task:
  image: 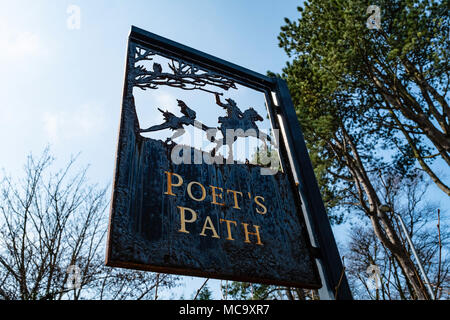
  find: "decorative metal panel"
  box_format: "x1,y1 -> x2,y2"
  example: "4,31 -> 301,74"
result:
106,27 -> 321,288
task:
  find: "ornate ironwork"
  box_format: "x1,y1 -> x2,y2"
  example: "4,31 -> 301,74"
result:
106,27 -> 336,293
131,45 -> 237,94
131,43 -> 272,159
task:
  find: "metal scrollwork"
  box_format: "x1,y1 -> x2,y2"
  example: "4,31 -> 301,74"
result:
131,45 -> 237,94
131,44 -> 271,159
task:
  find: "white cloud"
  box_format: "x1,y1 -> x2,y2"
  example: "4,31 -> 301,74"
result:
155,91 -> 178,113
0,21 -> 45,60
42,102 -> 107,143
42,112 -> 60,141
133,88 -> 179,130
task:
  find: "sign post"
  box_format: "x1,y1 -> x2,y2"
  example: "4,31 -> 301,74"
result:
106,26 -> 352,299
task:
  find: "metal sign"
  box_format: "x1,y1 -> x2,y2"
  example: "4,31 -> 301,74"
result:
106,26 -> 351,296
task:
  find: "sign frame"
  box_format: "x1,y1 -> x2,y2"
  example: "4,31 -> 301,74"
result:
106,26 -> 352,299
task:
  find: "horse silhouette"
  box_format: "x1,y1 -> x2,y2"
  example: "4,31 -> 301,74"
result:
211,94 -> 271,160
139,95 -> 272,160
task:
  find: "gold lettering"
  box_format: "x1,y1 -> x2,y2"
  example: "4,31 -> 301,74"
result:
242,223 -> 263,245
187,181 -> 206,202
209,185 -> 225,206
220,219 -> 237,241
200,216 -> 220,238
177,206 -> 197,234
226,189 -> 243,209
164,171 -> 183,196
254,196 -> 267,215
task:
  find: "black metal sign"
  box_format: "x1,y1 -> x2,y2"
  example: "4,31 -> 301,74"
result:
106,27 -> 350,294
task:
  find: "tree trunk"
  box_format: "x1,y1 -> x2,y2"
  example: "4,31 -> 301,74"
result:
369,214 -> 429,300
339,127 -> 431,300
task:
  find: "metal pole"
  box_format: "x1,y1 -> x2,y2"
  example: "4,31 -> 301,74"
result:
394,213 -> 436,300
276,113 -> 335,299
273,78 -> 353,300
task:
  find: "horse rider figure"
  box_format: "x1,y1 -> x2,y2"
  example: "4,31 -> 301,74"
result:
215,93 -> 244,123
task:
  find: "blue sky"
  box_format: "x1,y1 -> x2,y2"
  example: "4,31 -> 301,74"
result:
0,0 -> 303,178
1,0 -> 448,300
0,0 -> 306,299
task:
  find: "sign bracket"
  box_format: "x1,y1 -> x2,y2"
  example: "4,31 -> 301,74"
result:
273,78 -> 353,300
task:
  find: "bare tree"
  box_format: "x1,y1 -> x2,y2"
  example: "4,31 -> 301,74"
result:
0,148 -> 178,300
344,171 -> 449,300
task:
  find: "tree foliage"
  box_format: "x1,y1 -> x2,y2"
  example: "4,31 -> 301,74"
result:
278,0 -> 449,299
222,281 -> 317,300
279,0 -> 449,195
196,284 -> 213,300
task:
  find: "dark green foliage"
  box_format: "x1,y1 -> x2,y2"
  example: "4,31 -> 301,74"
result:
223,282 -> 313,300
277,0 -> 449,216
197,284 -> 213,300
275,0 -> 448,299
225,282 -> 270,300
